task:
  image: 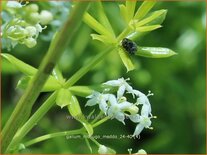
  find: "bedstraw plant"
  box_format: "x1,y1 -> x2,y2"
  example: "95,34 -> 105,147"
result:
1,1 -> 177,154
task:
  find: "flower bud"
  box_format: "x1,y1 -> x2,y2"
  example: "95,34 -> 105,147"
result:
7,26 -> 27,40
25,26 -> 37,37
29,12 -> 40,24
98,145 -> 116,154
39,10 -> 53,25
135,149 -> 147,154
24,37 -> 37,48
26,4 -> 39,12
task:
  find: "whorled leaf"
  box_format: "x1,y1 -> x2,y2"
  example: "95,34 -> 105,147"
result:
56,88 -> 72,108
16,75 -> 62,92
67,94 -> 93,136
136,46 -> 177,58
118,48 -> 135,72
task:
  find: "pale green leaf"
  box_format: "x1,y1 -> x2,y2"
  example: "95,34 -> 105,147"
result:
91,34 -> 116,44
56,89 -> 72,108
95,2 -> 115,36
83,12 -> 114,40
1,53 -> 60,84
126,1 -> 136,21
119,4 -> 128,24
1,53 -> 36,75
136,25 -> 162,32
118,48 -> 135,72
17,75 -> 62,92
67,94 -> 93,136
136,46 -> 177,58
134,1 -> 156,20
136,9 -> 167,27
69,86 -> 94,97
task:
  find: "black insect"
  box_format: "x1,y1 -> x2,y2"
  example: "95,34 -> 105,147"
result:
121,38 -> 137,55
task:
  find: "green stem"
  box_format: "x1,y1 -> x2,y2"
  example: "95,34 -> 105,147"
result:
116,27 -> 131,42
92,116 -> 110,128
64,46 -> 115,88
90,137 -> 100,147
23,116 -> 110,148
1,2 -> 90,153
24,128 -> 84,147
8,92 -> 58,150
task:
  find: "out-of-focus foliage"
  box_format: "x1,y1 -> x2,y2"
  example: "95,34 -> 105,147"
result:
2,1 -> 206,154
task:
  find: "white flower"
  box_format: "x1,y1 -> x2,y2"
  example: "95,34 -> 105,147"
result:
40,10 -> 53,25
107,95 -> 134,124
133,115 -> 152,136
86,92 -> 109,114
134,90 -> 152,117
135,149 -> 147,154
103,77 -> 134,99
25,26 -> 37,37
98,145 -> 116,154
85,78 -> 155,137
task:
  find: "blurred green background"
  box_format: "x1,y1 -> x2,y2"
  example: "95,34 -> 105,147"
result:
2,1 -> 206,154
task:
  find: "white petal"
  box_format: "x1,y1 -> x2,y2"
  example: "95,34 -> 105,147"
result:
115,112 -> 125,124
118,101 -> 133,109
86,91 -> 100,99
129,114 -> 140,123
136,149 -> 147,154
117,85 -> 126,99
108,94 -> 117,106
99,100 -> 108,114
85,98 -> 97,106
133,90 -> 145,97
140,116 -> 152,127
141,104 -> 151,116
103,80 -> 121,86
133,124 -> 145,136
107,106 -> 114,117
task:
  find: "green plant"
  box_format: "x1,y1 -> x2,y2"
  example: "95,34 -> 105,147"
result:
1,1 -> 177,154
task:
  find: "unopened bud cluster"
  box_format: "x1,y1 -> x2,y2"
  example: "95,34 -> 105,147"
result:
2,1 -> 53,49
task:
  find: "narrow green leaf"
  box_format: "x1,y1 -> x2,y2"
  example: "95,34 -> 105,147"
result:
136,46 -> 177,58
67,94 -> 93,136
136,9 -> 167,27
136,25 -> 161,32
83,12 -> 115,41
1,53 -> 36,75
95,2 -> 115,36
16,76 -> 31,90
91,34 -> 116,44
17,76 -> 62,92
126,1 -> 136,22
69,86 -> 94,97
119,4 -> 128,24
56,89 -> 72,108
1,53 -> 60,84
118,48 -> 135,72
127,10 -> 167,40
147,10 -> 167,25
52,66 -> 65,84
134,1 -> 156,20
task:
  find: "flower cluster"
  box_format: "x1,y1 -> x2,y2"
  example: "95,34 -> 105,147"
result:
2,1 -> 53,49
86,78 -> 155,136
